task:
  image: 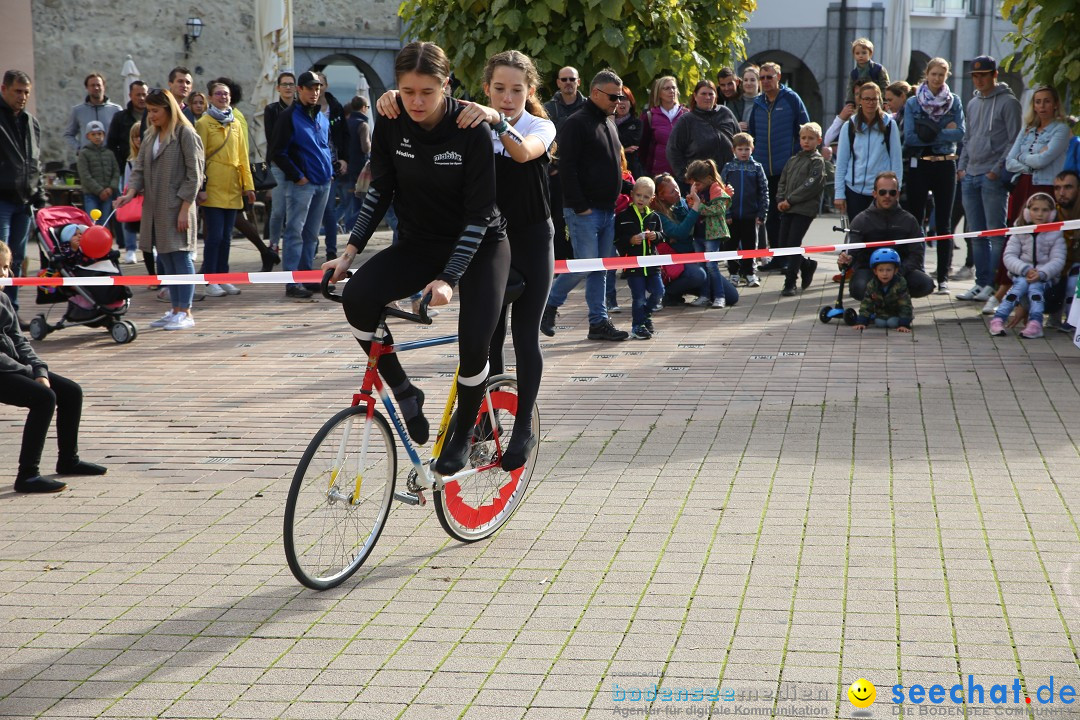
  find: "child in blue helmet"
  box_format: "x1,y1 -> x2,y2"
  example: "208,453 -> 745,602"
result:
852,247 -> 913,332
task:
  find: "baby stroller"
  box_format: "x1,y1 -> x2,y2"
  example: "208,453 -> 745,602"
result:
27,206 -> 137,344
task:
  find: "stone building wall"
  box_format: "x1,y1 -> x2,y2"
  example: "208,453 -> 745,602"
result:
29,0 -> 399,164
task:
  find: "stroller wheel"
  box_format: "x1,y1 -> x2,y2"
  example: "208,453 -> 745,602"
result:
29,315 -> 49,341
843,308 -> 858,326
818,307 -> 833,324
110,320 -> 137,344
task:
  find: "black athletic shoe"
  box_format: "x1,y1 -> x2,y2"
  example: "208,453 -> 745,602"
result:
14,476 -> 67,493
540,306 -> 558,337
587,319 -> 629,341
55,460 -> 107,476
286,285 -> 313,299
801,259 -> 818,290
781,285 -> 797,297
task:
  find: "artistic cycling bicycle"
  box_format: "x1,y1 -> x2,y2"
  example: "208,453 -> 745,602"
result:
283,269 -> 539,590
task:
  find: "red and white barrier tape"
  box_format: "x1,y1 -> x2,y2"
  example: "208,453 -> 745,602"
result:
2,219 -> 1077,288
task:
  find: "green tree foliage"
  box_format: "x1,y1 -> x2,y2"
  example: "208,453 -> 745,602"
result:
399,0 -> 756,101
1002,0 -> 1080,117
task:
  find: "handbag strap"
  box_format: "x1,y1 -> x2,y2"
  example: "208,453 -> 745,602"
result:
205,124 -> 233,163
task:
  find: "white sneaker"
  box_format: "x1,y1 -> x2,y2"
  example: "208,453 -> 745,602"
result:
711,298 -> 726,308
746,274 -> 761,288
164,311 -> 194,330
955,284 -> 982,301
149,311 -> 176,328
972,285 -> 994,302
981,296 -> 1000,315
205,284 -> 227,297
935,281 -> 950,295
949,265 -> 974,281
221,283 -> 241,295
689,296 -> 710,307
123,250 -> 138,264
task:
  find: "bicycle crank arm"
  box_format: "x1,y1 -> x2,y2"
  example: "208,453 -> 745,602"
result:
394,490 -> 425,506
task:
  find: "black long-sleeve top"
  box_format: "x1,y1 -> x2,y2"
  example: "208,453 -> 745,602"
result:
348,97 -> 505,287
556,99 -> 624,213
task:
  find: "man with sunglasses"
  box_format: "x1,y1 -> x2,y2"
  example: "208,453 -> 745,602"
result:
840,171 -> 935,300
541,69 -> 630,341
544,67 -> 587,261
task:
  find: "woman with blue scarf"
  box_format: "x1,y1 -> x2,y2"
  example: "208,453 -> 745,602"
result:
196,80 -> 254,297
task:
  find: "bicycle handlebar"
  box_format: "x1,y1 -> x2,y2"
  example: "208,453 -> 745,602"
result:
320,268 -> 434,325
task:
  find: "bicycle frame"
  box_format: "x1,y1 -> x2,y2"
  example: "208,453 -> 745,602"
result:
347,324 -> 505,502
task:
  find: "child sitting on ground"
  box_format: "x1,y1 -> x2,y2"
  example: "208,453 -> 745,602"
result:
721,133 -> 768,287
990,192 -> 1066,339
852,248 -> 913,333
614,177 -> 666,340
0,240 -> 107,493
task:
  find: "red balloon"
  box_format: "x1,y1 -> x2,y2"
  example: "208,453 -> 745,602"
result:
79,225 -> 112,259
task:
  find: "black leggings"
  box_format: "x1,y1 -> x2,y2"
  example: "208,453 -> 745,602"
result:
0,371 -> 82,481
342,236 -> 510,387
726,218 -> 756,277
903,158 -> 956,283
489,219 -> 554,429
778,213 -> 815,282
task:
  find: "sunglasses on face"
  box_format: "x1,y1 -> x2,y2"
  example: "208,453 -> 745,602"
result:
559,77 -> 578,83
760,75 -> 777,80
876,188 -> 898,196
599,91 -> 627,102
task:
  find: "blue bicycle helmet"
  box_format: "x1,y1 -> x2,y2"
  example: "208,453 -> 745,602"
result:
869,248 -> 901,268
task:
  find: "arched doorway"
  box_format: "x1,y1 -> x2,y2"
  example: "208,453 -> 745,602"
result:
744,50 -> 824,124
312,53 -> 384,105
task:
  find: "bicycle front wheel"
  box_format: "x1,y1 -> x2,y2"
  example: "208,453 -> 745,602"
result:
284,405 -> 396,590
434,374 -> 539,542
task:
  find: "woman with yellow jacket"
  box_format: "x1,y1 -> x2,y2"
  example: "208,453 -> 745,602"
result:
196,80 -> 254,297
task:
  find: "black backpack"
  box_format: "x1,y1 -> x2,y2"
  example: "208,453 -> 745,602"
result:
846,116 -> 893,177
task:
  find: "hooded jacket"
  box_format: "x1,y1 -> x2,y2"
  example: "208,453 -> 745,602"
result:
958,82 -> 1022,177
776,149 -> 825,218
269,100 -> 334,186
721,157 -> 768,220
0,96 -> 47,208
747,85 -> 810,176
76,142 -> 120,196
848,202 -> 926,273
665,105 -> 740,182
543,91 -> 587,134
1003,229 -> 1066,282
63,96 -> 123,151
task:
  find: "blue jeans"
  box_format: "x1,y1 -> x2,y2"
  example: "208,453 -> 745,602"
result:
0,198 -> 33,310
321,178 -> 350,257
627,272 -> 664,327
694,237 -> 726,300
961,173 -> 1009,287
873,316 -> 901,329
82,193 -> 113,221
547,208 -> 615,325
121,224 -> 138,253
995,276 -> 1045,324
202,207 -> 238,274
282,181 -> 331,289
664,264 -> 708,300
156,250 -> 195,310
268,166 -> 287,248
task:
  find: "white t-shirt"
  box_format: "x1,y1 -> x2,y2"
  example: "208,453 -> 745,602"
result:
491,110 -> 555,156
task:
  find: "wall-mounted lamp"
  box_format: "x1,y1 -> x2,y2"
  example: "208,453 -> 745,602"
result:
184,17 -> 204,57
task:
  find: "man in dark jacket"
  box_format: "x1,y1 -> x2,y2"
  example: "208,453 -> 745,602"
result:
541,69 -> 629,342
263,72 -> 296,252
269,71 -> 333,299
105,81 -> 148,171
0,70 -> 48,314
318,85 -> 350,262
839,172 -> 935,300
544,67 -> 588,262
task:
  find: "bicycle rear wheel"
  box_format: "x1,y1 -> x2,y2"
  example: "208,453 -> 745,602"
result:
434,374 -> 539,542
284,405 -> 396,589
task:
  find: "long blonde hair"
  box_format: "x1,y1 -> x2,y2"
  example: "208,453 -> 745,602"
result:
127,122 -> 141,161
649,76 -> 678,108
1023,86 -> 1065,129
145,88 -> 193,139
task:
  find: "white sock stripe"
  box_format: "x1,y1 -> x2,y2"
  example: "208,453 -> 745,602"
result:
458,363 -> 489,387
351,327 -> 374,342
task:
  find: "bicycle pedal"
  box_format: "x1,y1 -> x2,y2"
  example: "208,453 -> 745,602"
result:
416,490 -> 427,506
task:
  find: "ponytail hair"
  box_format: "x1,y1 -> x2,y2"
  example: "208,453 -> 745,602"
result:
482,50 -> 548,119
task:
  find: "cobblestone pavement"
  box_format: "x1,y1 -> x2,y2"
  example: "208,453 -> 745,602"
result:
2,219 -> 1079,719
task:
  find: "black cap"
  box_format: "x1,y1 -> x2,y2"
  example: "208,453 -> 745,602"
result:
297,71 -> 323,88
970,56 -> 997,73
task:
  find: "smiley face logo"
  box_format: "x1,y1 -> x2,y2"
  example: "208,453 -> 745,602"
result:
848,678 -> 876,708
